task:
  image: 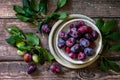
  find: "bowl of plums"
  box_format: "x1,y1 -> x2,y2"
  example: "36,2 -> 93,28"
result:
49,14 -> 102,68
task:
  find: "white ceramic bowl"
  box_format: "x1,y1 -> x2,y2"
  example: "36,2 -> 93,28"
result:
56,19 -> 102,64
49,14 -> 103,68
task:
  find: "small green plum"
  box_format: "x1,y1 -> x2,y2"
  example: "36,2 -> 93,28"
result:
32,54 -> 39,63
17,50 -> 26,56
16,42 -> 25,48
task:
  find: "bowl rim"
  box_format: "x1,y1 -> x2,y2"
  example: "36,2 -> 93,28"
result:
48,14 -> 103,68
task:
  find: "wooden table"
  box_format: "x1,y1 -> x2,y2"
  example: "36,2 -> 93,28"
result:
0,0 -> 120,80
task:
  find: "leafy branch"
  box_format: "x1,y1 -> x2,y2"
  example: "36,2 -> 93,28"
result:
6,26 -> 54,64
13,0 -> 68,33
96,18 -> 120,72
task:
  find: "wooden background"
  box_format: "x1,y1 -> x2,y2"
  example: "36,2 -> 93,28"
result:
0,0 -> 120,80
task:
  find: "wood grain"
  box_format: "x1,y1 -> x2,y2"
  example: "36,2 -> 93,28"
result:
0,61 -> 120,80
0,0 -> 120,18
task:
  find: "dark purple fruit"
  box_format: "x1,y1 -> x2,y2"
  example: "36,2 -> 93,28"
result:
50,64 -> 61,73
91,30 -> 98,40
41,24 -> 50,33
78,52 -> 86,60
79,38 -> 90,47
69,31 -> 79,38
58,39 -> 65,48
79,46 -> 85,52
77,26 -> 87,34
68,28 -> 79,38
77,20 -> 85,27
70,44 -> 80,53
70,23 -> 76,29
84,47 -> 95,56
66,37 -> 75,47
70,27 -> 77,32
87,26 -> 93,33
69,27 -> 79,38
27,65 -> 37,74
69,52 -> 76,59
89,41 -> 96,48
85,33 -> 93,41
59,31 -> 68,40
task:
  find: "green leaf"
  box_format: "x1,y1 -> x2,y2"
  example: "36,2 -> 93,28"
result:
5,26 -> 25,46
16,14 -> 31,22
35,46 -> 54,62
22,0 -> 36,17
6,25 -> 22,35
105,32 -> 120,41
100,58 -> 120,72
13,5 -> 25,14
101,20 -> 117,32
50,13 -> 59,19
96,18 -> 104,30
13,35 -> 25,44
33,48 -> 45,65
46,12 -> 67,22
38,52 -> 45,65
22,0 -> 30,8
39,0 -> 47,14
30,0 -> 39,12
25,32 -> 39,46
18,46 -> 32,51
24,7 -> 36,17
6,35 -> 24,46
6,26 -> 25,42
110,44 -> 120,51
41,47 -> 54,62
107,60 -> 120,72
103,32 -> 111,36
102,39 -> 107,45
58,12 -> 67,19
57,0 -> 67,8
100,58 -> 110,72
103,39 -> 110,51
36,21 -> 43,33
105,44 -> 110,51
45,13 -> 58,23
6,36 -> 16,45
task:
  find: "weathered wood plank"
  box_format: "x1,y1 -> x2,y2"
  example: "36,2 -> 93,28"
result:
0,18 -> 120,61
0,0 -> 120,18
0,61 -> 120,80
0,61 -> 76,80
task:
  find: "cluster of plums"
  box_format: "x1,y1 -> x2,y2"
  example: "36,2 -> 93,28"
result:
58,20 -> 99,60
17,43 -> 61,74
